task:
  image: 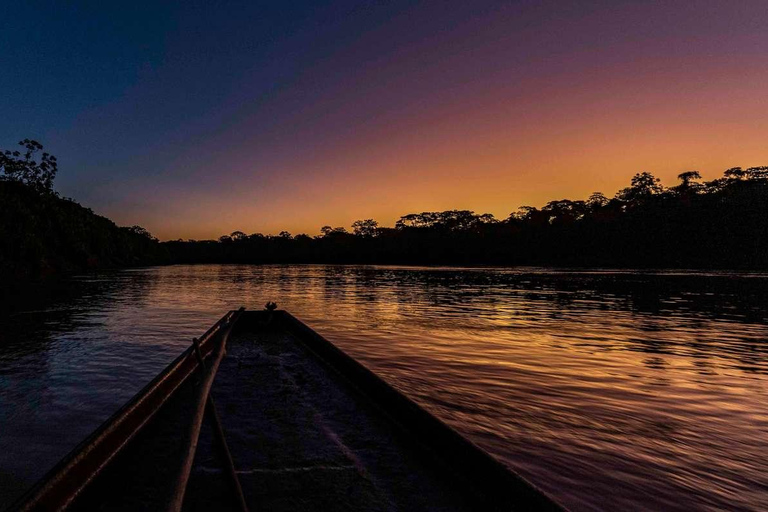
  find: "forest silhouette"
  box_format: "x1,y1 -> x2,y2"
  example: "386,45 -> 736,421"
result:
166,167 -> 768,269
3,139 -> 768,279
0,140 -> 166,280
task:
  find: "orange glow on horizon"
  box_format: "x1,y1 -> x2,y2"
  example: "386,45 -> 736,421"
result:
96,4 -> 768,241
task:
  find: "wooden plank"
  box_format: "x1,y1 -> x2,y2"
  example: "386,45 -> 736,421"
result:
191,337 -> 249,512
167,308 -> 244,512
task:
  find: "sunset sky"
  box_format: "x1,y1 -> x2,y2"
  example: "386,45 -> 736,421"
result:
2,1 -> 767,240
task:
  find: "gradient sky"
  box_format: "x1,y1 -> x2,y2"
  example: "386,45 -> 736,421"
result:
2,1 -> 767,240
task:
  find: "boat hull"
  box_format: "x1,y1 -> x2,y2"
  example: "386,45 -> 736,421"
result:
10,310 -> 562,511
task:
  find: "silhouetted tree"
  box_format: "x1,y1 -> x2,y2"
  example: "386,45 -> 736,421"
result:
677,170 -> 701,185
616,172 -> 664,203
587,192 -> 609,209
746,166 -> 768,180
542,200 -> 587,224
394,210 -> 497,231
126,225 -> 157,241
672,171 -> 704,197
439,210 -> 480,230
724,167 -> 746,180
352,219 -> 379,237
0,139 -> 58,193
510,205 -> 550,225
396,212 -> 439,229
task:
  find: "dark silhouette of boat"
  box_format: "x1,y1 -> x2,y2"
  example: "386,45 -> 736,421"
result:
10,309 -> 563,511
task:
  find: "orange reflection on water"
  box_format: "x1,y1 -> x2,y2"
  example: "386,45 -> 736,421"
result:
2,265 -> 767,511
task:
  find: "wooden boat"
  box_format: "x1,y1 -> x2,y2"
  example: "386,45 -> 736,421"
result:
9,309 -> 563,511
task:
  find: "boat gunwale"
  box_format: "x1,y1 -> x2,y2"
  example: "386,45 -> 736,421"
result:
8,310 -> 236,512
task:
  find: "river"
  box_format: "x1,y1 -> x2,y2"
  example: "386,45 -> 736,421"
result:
1,265 -> 767,510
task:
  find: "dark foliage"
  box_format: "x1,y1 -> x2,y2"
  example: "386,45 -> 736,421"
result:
3,137 -> 767,274
165,167 -> 768,269
0,140 -> 167,280
0,139 -> 58,193
0,180 -> 169,279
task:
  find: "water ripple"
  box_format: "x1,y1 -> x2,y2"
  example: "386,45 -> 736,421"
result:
0,264 -> 767,510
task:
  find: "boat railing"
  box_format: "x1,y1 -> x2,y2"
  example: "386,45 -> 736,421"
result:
167,307 -> 247,512
11,309 -> 241,512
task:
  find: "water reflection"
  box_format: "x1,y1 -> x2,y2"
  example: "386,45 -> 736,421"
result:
1,265 -> 767,510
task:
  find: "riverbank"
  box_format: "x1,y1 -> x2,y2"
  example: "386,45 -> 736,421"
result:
4,162 -> 768,282
0,181 -> 168,281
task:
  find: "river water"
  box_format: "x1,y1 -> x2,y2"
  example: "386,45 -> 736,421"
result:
1,264 -> 767,510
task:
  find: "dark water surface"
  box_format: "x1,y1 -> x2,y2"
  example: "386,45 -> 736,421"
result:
1,265 -> 767,510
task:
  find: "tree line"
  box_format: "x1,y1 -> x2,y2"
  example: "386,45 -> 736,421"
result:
1,140 -> 168,280
4,138 -> 768,276
166,166 -> 768,268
